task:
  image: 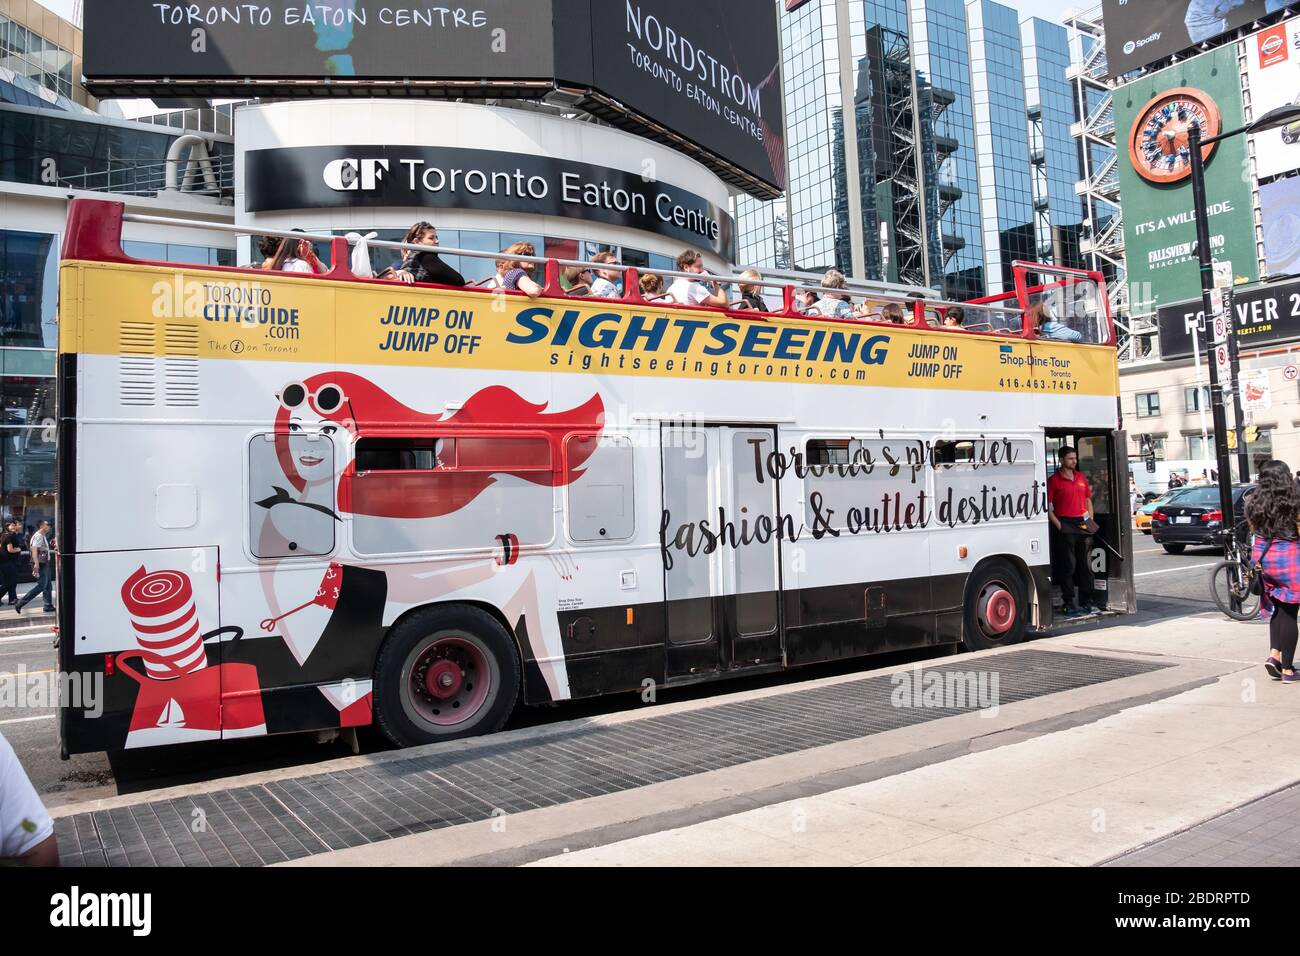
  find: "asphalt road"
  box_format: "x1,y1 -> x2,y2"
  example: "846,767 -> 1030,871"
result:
3,533 -> 1231,805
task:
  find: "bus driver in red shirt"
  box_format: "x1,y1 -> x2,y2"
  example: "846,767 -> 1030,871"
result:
1047,445 -> 1101,617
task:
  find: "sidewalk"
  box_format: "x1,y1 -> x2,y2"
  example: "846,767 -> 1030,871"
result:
523,617 -> 1287,867
51,610 -> 1288,867
0,603 -> 55,631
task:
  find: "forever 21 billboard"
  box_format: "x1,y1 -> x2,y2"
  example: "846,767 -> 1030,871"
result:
81,0 -> 786,199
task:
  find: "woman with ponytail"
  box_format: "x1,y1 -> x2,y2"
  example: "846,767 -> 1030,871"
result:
1245,459 -> 1300,681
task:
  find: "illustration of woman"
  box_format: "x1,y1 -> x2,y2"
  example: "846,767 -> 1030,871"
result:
246,371 -> 604,705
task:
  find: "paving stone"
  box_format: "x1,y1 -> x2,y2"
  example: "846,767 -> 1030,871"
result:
55,649 -> 1164,867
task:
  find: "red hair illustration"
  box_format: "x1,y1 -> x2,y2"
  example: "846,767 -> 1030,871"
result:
273,372 -> 604,520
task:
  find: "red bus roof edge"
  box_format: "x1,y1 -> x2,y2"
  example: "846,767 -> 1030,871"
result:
63,198 -> 131,264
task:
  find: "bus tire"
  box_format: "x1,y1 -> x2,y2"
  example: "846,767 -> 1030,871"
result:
1162,543 -> 1186,555
373,605 -> 520,748
961,559 -> 1028,651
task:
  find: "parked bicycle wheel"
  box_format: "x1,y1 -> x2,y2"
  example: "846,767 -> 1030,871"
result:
1210,560 -> 1262,621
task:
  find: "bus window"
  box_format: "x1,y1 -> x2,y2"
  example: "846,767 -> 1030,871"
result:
350,434 -> 555,556
663,427 -> 715,645
248,432 -> 337,559
807,439 -> 851,465
1019,267 -> 1108,344
732,429 -> 778,637
355,437 -> 451,471
933,438 -> 1039,520
566,435 -> 635,542
1076,437 -> 1112,516
803,437 -> 917,531
932,440 -> 976,465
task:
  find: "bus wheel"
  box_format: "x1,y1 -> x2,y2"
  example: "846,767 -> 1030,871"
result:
374,605 -> 520,748
962,560 -> 1027,651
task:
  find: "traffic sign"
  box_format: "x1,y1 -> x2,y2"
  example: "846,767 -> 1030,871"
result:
1216,344 -> 1230,374
1214,261 -> 1234,290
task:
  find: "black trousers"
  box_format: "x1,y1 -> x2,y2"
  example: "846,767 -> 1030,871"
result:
1272,601 -> 1300,670
1050,524 -> 1094,608
0,562 -> 17,605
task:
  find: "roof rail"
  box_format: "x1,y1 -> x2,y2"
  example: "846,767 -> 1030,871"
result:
62,198 -> 1115,345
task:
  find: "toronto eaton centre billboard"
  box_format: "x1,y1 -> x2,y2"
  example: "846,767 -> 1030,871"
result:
81,0 -> 787,199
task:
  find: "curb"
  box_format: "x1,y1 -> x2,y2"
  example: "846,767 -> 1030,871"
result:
0,609 -> 55,631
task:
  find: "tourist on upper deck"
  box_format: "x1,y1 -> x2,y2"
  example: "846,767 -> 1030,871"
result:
257,236 -> 281,270
495,242 -> 544,299
668,250 -> 729,308
807,270 -> 853,319
588,252 -> 623,299
734,270 -> 767,311
270,232 -> 328,275
943,306 -> 965,328
561,265 -> 593,296
877,302 -> 907,324
795,288 -> 820,312
1031,300 -> 1082,342
393,221 -> 465,287
640,273 -> 671,303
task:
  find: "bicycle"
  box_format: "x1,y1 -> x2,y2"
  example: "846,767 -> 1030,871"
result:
1209,521 -> 1264,621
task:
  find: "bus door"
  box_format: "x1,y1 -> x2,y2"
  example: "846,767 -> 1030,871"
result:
660,425 -> 785,679
1044,430 -> 1136,615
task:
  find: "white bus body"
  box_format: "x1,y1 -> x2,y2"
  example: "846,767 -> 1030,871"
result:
56,199 -> 1130,754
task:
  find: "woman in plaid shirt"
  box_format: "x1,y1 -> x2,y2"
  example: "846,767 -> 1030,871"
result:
1247,460 -> 1300,682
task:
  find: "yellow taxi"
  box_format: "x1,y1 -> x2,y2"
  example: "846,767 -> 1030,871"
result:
1135,488 -> 1195,534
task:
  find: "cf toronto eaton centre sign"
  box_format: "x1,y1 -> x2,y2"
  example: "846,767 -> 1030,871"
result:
245,145 -> 737,258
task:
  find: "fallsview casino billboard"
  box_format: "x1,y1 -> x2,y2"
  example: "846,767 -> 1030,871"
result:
1114,46 -> 1259,316
1102,0 -> 1285,77
81,0 -> 786,199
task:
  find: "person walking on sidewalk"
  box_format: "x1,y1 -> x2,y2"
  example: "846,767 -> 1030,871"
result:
15,520 -> 52,615
1247,460 -> 1300,682
0,518 -> 21,607
1047,445 -> 1100,617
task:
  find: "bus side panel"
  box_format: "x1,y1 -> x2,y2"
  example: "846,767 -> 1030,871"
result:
62,547 -> 229,754
783,576 -> 944,667
55,349 -> 78,757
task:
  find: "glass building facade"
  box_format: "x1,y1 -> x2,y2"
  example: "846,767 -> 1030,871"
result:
967,0 -> 1035,295
0,230 -> 58,527
0,11 -> 74,99
0,104 -> 236,195
1021,16 -> 1085,273
912,0 -> 987,297
737,0 -> 1082,300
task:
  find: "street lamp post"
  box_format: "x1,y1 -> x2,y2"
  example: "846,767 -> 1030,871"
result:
1187,104 -> 1300,552
1187,121 -> 1237,550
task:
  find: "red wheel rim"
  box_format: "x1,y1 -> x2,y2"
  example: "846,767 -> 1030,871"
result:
977,584 -> 1016,636
408,635 -> 491,726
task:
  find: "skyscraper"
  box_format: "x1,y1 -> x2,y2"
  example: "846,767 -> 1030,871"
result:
737,0 -> 1083,300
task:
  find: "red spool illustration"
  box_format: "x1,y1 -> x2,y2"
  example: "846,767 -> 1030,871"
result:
121,566 -> 207,680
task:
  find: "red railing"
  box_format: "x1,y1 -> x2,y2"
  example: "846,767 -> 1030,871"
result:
62,197 -> 1116,347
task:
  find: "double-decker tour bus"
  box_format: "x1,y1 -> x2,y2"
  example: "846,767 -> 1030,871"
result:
55,198 -> 1133,755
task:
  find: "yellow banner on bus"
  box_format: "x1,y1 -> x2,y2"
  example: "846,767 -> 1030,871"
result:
63,261 -> 1120,397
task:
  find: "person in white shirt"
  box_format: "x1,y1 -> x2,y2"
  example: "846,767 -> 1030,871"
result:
269,233 -> 328,275
808,269 -> 854,319
0,731 -> 57,865
667,249 -> 729,308
588,251 -> 623,299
